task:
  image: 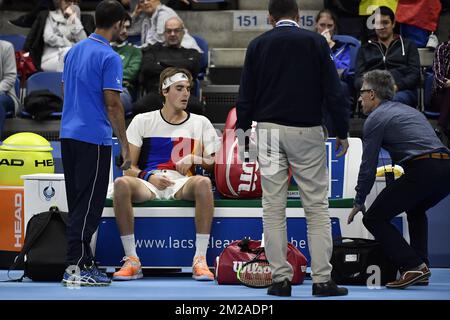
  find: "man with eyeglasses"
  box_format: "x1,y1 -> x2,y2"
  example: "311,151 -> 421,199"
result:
133,16 -> 203,116
132,0 -> 200,52
348,70 -> 450,289
355,6 -> 420,108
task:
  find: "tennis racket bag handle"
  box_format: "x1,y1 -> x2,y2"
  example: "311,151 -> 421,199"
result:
215,239 -> 308,285
214,107 -> 262,199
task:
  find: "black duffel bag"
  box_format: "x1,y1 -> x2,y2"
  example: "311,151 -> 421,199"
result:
331,237 -> 398,286
8,206 -> 68,282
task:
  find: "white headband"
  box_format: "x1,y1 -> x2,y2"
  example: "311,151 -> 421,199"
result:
162,73 -> 189,90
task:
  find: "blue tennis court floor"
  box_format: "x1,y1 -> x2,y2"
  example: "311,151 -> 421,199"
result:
1,268 -> 449,301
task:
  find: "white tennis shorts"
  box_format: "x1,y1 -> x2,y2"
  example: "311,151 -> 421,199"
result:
107,169 -> 190,200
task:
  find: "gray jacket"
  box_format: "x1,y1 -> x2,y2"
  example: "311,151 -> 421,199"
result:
0,40 -> 19,112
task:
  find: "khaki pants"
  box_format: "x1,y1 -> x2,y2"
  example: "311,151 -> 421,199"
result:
257,122 -> 332,284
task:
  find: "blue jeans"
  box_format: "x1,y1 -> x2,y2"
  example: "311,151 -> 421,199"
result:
393,89 -> 418,108
120,88 -> 133,115
0,94 -> 14,139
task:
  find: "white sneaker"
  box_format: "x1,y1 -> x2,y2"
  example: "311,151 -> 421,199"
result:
426,33 -> 439,49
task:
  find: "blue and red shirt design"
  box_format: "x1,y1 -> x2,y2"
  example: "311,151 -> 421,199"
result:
127,110 -> 220,174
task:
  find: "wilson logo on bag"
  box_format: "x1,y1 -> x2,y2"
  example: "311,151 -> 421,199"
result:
214,239 -> 308,285
215,108 -> 262,198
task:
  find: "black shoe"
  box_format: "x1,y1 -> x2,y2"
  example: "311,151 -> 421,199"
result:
267,279 -> 291,297
312,280 -> 348,297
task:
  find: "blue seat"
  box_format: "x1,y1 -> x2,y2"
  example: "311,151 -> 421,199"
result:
0,34 -> 26,52
21,72 -> 63,119
192,35 -> 209,98
333,34 -> 361,77
192,35 -> 209,80
26,71 -> 63,97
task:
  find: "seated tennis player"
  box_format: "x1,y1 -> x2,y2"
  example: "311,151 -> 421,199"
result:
109,67 -> 220,281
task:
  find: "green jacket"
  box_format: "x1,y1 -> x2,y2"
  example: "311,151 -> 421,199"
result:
112,42 -> 142,91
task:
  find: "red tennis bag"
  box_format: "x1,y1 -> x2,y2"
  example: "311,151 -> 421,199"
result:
215,107 -> 262,198
215,239 -> 308,285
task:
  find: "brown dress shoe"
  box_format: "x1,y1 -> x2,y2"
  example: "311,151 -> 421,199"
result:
414,279 -> 429,286
386,266 -> 431,289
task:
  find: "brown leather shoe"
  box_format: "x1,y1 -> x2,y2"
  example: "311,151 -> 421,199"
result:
414,279 -> 429,286
386,266 -> 431,289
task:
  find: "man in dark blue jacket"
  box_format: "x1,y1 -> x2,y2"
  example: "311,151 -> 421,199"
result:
355,6 -> 420,108
236,0 -> 349,297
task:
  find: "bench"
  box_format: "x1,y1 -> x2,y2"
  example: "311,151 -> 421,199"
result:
95,198 -> 363,269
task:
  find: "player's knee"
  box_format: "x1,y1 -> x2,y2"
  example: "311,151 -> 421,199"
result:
114,176 -> 131,195
193,177 -> 212,197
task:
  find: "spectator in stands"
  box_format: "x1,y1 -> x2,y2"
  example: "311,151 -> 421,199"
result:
109,67 -> 219,282
355,6 -> 420,107
60,0 -> 131,286
41,0 -> 87,71
237,0 -> 349,297
315,9 -> 352,81
112,12 -> 142,114
127,0 -> 198,34
315,9 -> 353,133
23,0 -> 95,71
0,40 -> 20,138
9,0 -> 132,28
133,0 -> 201,52
431,31 -> 450,146
348,70 -> 450,289
133,16 -> 203,115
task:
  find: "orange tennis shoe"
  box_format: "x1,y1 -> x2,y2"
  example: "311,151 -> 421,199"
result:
113,256 -> 143,281
192,256 -> 214,281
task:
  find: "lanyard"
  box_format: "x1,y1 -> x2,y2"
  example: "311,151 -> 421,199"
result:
275,19 -> 300,28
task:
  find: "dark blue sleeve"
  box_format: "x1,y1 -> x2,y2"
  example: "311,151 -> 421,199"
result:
319,37 -> 349,139
354,115 -> 385,206
236,42 -> 255,131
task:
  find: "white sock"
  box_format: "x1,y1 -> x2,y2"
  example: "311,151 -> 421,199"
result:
120,234 -> 138,258
194,233 -> 210,258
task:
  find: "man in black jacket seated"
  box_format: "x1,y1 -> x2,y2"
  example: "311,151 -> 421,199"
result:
133,16 -> 204,116
355,6 -> 420,108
